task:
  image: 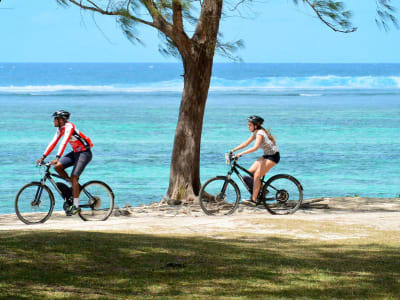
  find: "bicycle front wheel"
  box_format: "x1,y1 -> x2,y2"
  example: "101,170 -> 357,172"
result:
15,182 -> 55,224
199,176 -> 240,216
78,181 -> 114,221
261,174 -> 303,215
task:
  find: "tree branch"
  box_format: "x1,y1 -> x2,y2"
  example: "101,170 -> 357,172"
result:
303,0 -> 357,33
173,0 -> 184,32
230,0 -> 247,12
66,0 -> 155,28
139,0 -> 176,35
193,0 -> 223,43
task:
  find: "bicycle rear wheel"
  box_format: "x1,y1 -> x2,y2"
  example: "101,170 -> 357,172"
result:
261,174 -> 303,215
78,181 -> 114,221
199,176 -> 240,216
15,182 -> 55,224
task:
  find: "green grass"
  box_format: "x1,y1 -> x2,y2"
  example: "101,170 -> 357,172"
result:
0,229 -> 399,299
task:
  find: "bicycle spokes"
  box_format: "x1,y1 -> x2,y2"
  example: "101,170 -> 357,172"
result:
262,175 -> 303,215
199,177 -> 240,216
78,181 -> 114,221
15,183 -> 54,224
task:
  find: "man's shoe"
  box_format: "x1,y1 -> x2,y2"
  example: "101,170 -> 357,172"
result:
66,205 -> 81,216
241,199 -> 257,207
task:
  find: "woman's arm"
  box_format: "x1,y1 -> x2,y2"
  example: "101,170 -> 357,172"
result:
237,134 -> 263,157
232,134 -> 255,153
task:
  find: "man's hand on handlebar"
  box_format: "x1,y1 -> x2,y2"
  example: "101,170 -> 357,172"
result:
36,157 -> 56,166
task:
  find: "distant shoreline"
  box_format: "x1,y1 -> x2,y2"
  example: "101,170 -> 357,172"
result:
2,62 -> 400,65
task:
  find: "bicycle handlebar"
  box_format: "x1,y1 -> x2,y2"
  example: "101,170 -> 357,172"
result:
38,161 -> 51,167
225,151 -> 238,165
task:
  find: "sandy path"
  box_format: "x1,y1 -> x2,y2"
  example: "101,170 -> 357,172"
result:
2,197 -> 400,240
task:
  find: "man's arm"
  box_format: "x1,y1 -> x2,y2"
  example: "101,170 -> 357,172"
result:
55,123 -> 74,158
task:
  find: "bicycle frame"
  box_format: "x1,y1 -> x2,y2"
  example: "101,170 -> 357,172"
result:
225,154 -> 286,202
37,164 -> 68,201
36,163 -> 94,209
226,158 -> 267,198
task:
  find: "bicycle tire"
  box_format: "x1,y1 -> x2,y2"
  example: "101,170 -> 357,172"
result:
15,182 -> 55,225
261,174 -> 303,215
78,180 -> 114,221
199,176 -> 240,216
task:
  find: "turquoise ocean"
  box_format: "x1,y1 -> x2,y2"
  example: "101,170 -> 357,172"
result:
1,63 -> 399,214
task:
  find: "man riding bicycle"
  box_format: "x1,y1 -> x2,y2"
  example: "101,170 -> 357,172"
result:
36,110 -> 93,216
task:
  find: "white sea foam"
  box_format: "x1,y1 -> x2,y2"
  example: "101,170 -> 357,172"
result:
299,93 -> 322,97
0,75 -> 399,94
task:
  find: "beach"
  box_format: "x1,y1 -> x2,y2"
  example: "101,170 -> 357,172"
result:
2,197 -> 400,238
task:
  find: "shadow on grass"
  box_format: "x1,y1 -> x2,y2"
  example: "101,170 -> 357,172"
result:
0,231 -> 399,299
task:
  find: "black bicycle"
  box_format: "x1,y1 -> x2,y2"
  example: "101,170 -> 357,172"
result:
199,152 -> 303,216
15,161 -> 115,224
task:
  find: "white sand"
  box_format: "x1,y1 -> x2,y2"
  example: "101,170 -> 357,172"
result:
2,197 -> 400,240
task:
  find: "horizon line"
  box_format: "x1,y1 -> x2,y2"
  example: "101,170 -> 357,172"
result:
1,61 -> 400,64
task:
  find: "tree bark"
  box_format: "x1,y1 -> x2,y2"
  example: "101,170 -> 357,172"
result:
166,55 -> 213,204
166,0 -> 222,204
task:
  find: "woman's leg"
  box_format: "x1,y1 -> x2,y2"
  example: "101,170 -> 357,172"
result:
248,158 -> 261,174
251,159 -> 277,202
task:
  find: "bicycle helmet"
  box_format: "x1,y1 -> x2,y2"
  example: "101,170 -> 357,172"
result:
52,110 -> 70,120
247,115 -> 264,125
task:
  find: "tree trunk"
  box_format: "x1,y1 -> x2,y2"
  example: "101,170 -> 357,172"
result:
166,55 -> 214,204
165,0 -> 222,205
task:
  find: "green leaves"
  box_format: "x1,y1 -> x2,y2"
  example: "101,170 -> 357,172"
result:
117,9 -> 143,45
294,0 -> 399,33
215,35 -> 245,62
55,0 -> 399,61
375,0 -> 399,31
294,0 -> 356,33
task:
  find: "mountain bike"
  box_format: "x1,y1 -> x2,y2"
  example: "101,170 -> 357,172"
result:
199,152 -> 303,216
15,161 -> 114,224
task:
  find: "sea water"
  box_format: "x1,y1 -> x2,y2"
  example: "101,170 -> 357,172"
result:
0,63 -> 399,214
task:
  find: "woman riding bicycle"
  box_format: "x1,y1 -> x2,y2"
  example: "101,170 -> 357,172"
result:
231,115 -> 280,206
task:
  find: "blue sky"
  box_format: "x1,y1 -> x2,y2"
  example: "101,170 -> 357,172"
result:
0,0 -> 399,63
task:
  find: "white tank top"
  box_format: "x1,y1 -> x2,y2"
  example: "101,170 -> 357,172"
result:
252,130 -> 279,155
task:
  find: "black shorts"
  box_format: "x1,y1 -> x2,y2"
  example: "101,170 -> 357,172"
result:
59,150 -> 92,177
263,152 -> 280,164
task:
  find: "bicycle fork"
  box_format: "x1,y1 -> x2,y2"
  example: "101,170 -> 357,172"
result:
217,172 -> 233,200
31,178 -> 47,207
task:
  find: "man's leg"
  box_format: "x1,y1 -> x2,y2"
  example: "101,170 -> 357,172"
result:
54,163 -> 70,180
70,150 -> 93,209
71,174 -> 80,207
56,151 -> 75,182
